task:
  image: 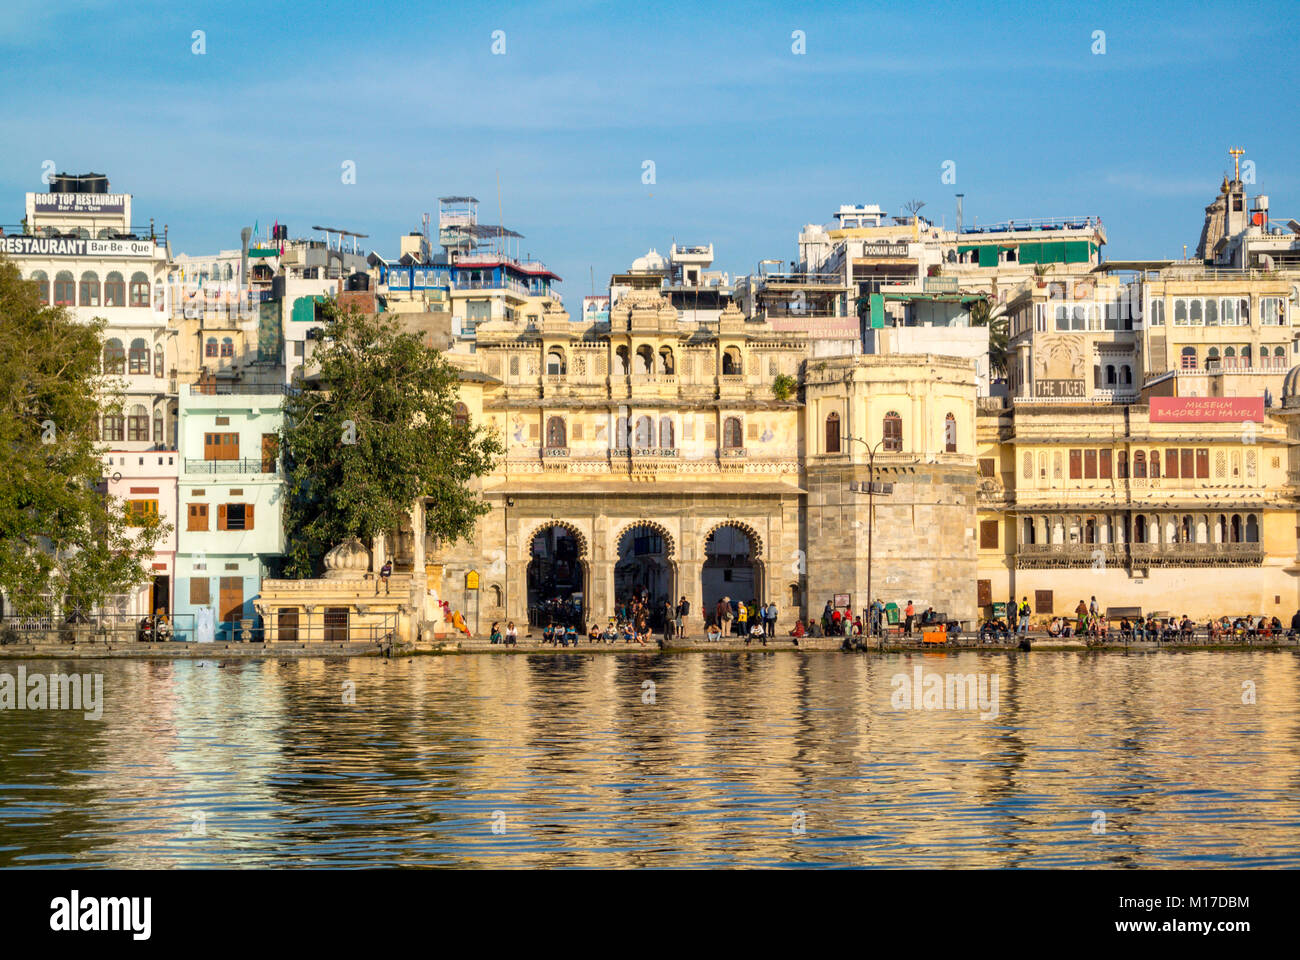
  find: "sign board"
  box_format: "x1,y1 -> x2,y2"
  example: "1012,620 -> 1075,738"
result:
833,593 -> 851,609
0,236 -> 156,258
859,242 -> 909,258
768,317 -> 860,338
1034,378 -> 1086,398
33,193 -> 127,215
1149,396 -> 1264,423
992,602 -> 1007,617
465,570 -> 479,590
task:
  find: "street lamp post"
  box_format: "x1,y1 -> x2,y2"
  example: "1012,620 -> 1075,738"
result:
844,434 -> 887,642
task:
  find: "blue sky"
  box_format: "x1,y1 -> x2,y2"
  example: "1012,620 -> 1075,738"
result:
3,0 -> 1297,313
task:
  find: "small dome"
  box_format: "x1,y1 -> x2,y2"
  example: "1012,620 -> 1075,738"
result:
630,248 -> 668,274
1284,365 -> 1300,405
323,538 -> 371,578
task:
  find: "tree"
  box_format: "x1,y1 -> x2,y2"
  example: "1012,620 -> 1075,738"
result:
771,373 -> 797,402
969,297 -> 1009,379
0,257 -> 166,617
279,300 -> 504,578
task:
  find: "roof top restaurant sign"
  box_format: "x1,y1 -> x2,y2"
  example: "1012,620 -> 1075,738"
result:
769,317 -> 860,338
0,236 -> 157,258
1150,396 -> 1264,423
33,193 -> 128,215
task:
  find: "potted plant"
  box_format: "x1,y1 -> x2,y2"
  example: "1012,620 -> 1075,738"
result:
1033,263 -> 1051,288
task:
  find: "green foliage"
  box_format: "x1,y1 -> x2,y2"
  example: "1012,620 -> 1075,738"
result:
0,256 -> 166,617
771,373 -> 798,402
279,300 -> 504,578
968,298 -> 1009,378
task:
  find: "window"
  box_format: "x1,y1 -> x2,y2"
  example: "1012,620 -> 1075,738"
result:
204,432 -> 239,461
722,417 -> 743,449
614,416 -> 629,450
54,270 -> 75,305
1117,450 -> 1128,478
825,412 -> 841,453
205,337 -> 218,358
1261,297 -> 1284,325
261,434 -> 278,473
979,520 -> 999,549
1205,298 -> 1218,326
154,344 -> 164,378
79,271 -> 100,306
659,416 -> 674,449
636,345 -> 654,374
1164,449 -> 1179,479
1180,448 -> 1194,479
658,347 -> 675,375
944,412 -> 957,453
1149,298 -> 1165,326
634,415 -> 653,448
1149,450 -> 1161,478
882,411 -> 902,452
1195,448 -> 1209,479
546,416 -> 567,449
1189,299 -> 1203,325
1174,299 -> 1188,325
29,270 -> 49,304
1133,451 -> 1146,478
453,403 -> 469,428
1068,449 -> 1082,480
1105,364 -> 1116,386
1180,347 -> 1197,370
127,404 -> 149,441
217,503 -> 254,531
126,338 -> 147,375
1100,449 -> 1112,479
103,338 -> 125,374
615,346 -> 629,376
102,413 -> 124,442
1054,305 -> 1069,331
546,347 -> 566,375
187,503 -> 209,531
153,408 -> 163,444
722,347 -> 742,376
126,499 -> 158,525
190,578 -> 210,605
129,271 -> 150,307
1084,449 -> 1097,479
220,337 -> 234,358
104,272 -> 125,307
1241,344 -> 1252,368
982,458 -> 997,478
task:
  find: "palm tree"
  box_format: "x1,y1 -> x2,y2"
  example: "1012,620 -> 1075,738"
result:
969,298 -> 1009,379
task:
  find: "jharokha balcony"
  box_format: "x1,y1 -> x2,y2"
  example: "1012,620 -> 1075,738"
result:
1015,541 -> 1264,568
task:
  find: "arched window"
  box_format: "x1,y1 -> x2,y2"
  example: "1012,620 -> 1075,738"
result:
722,347 -> 742,376
882,411 -> 902,451
129,271 -> 150,307
825,412 -> 841,453
104,271 -> 125,307
636,345 -> 655,375
1180,347 -> 1197,370
453,402 -> 469,428
1205,299 -> 1218,325
102,412 -> 124,442
658,347 -> 675,375
79,271 -> 100,307
1207,347 -> 1220,369
1133,450 -> 1146,478
1174,300 -> 1188,325
1121,365 -> 1132,385
545,416 -> 566,449
1180,515 -> 1192,543
1023,518 -> 1036,544
722,416 -> 743,449
53,270 -> 75,305
154,344 -> 164,378
635,415 -> 654,448
1134,515 -> 1147,542
28,270 -> 49,304
1230,514 -> 1242,543
509,355 -> 520,377
1149,450 -> 1161,478
103,338 -> 125,374
1105,364 -> 1116,385
1224,345 -> 1237,369
126,404 -> 149,441
1241,344 -> 1252,368
1117,450 -> 1129,478
614,415 -> 629,450
659,416 -> 675,449
220,337 -> 234,358
224,264 -> 233,280
205,337 -> 218,358
1245,515 -> 1259,543
128,338 -> 149,374
1189,300 -> 1203,325
615,345 -> 630,376
546,347 -> 566,376
153,407 -> 163,444
944,412 -> 957,452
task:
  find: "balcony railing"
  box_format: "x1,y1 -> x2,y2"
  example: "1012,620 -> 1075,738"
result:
1016,541 -> 1263,567
185,458 -> 277,475
187,382 -> 293,396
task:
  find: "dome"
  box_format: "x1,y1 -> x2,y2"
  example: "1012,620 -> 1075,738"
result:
323,537 -> 371,579
630,248 -> 668,274
1284,365 -> 1300,405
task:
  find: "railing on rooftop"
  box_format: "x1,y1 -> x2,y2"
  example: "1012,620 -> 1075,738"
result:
186,382 -> 293,396
184,458 -> 278,475
959,216 -> 1102,234
0,224 -> 163,241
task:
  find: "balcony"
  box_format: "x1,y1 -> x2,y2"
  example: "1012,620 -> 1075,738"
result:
184,458 -> 278,475
720,447 -> 747,458
1016,541 -> 1263,568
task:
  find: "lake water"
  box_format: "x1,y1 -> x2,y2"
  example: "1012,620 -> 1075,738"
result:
1,650 -> 1298,868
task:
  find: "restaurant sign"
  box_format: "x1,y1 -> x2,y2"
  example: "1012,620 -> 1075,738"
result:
1149,396 -> 1264,423
769,317 -> 859,338
33,193 -> 128,214
0,236 -> 157,258
1034,378 -> 1086,398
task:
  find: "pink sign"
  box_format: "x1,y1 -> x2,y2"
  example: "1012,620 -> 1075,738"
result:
1149,396 -> 1264,423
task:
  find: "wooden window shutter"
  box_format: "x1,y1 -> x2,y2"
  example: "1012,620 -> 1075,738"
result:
979,519 -> 999,548
1034,590 -> 1053,614
1099,449 -> 1112,479
747,421 -> 758,441
217,504 -> 228,530
571,422 -> 583,441
704,421 -> 716,440
1068,449 -> 1082,479
977,579 -> 992,607
245,504 -> 255,530
190,577 -> 210,605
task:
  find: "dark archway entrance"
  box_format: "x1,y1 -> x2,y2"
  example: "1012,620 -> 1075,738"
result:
702,525 -> 760,634
527,525 -> 585,627
614,524 -> 675,628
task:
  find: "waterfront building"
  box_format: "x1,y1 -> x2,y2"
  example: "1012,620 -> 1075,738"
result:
174,381 -> 286,641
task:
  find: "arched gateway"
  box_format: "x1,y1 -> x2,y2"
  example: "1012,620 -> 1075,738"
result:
526,522 -> 588,628
701,522 -> 764,631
